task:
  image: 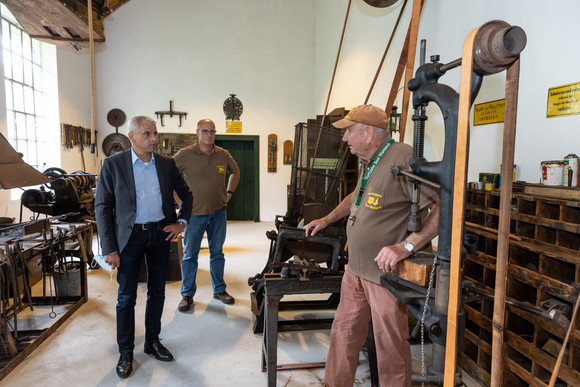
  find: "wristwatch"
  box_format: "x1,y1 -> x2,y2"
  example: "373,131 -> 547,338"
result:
177,220 -> 187,228
403,239 -> 415,254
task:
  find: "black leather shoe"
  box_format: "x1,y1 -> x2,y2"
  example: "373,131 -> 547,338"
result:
116,351 -> 133,378
213,291 -> 235,304
144,340 -> 174,362
178,296 -> 193,312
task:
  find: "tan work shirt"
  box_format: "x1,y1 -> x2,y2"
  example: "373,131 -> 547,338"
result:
346,139 -> 438,284
173,143 -> 238,216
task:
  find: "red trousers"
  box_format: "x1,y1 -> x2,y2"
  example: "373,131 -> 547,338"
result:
324,268 -> 412,387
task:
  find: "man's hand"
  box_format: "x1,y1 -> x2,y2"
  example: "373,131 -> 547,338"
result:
303,218 -> 329,237
104,252 -> 121,270
163,222 -> 185,241
374,242 -> 411,272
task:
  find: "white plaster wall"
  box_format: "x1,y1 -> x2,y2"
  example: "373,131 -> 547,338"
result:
314,0 -> 580,184
57,47 -> 94,174
3,0 -> 580,221
95,0 -> 316,221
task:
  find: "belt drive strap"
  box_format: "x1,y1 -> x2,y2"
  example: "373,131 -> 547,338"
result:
443,24 -> 479,387
443,23 -> 522,387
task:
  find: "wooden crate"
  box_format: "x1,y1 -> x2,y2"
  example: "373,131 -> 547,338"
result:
461,186 -> 580,386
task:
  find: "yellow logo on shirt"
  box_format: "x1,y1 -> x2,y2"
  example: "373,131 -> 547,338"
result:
217,165 -> 226,174
365,192 -> 382,210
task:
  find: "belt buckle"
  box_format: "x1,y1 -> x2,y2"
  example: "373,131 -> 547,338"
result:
135,222 -> 152,231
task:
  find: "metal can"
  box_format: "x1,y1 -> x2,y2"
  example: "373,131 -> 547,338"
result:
541,160 -> 564,186
563,153 -> 579,187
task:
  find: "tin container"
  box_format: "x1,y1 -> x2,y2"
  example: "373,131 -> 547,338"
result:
541,160 -> 564,186
563,153 -> 579,187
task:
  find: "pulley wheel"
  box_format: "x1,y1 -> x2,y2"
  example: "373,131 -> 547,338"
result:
363,0 -> 399,7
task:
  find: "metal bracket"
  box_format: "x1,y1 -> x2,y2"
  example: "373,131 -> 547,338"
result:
155,100 -> 187,127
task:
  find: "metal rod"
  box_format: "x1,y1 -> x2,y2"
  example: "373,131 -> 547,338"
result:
548,284 -> 580,387
393,168 -> 442,190
439,58 -> 462,72
468,284 -> 555,321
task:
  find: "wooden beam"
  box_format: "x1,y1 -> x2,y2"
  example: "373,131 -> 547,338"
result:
2,0 -> 105,48
398,0 -> 424,142
491,58 -> 521,387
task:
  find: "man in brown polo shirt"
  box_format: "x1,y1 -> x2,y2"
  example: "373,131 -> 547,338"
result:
304,104 -> 440,386
173,119 -> 240,311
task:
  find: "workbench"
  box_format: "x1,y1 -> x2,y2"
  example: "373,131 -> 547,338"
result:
0,220 -> 93,381
260,272 -> 342,387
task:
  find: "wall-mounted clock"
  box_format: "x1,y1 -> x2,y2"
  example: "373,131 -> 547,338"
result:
223,94 -> 243,121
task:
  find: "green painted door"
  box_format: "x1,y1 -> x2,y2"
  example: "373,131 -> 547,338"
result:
215,135 -> 259,221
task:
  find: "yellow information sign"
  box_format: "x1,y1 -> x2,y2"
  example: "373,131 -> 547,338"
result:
473,99 -> 505,126
547,81 -> 580,118
226,121 -> 242,133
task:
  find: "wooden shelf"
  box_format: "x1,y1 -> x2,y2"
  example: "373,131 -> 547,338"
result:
461,186 -> 580,387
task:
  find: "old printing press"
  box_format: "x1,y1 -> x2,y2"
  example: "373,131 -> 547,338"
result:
248,118 -> 352,383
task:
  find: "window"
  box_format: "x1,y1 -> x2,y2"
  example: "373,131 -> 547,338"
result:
1,4 -> 59,197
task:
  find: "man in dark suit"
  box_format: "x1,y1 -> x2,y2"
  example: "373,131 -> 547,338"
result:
95,115 -> 193,379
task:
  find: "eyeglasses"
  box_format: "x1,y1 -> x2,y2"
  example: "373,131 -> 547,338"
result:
199,129 -> 216,135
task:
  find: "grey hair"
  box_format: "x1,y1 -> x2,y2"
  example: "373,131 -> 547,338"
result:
127,116 -> 157,133
372,125 -> 390,138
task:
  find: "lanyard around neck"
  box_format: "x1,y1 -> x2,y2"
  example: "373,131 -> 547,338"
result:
355,139 -> 394,206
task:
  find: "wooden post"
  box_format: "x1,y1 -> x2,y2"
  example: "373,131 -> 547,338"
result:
490,58 -> 520,387
385,25 -> 410,126
88,0 -> 97,172
398,0 -> 423,143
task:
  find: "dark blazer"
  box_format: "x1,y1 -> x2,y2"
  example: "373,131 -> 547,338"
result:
95,150 -> 193,255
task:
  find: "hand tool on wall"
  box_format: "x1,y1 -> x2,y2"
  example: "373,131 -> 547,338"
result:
268,134 -> 277,173
283,140 -> 293,165
155,100 -> 187,127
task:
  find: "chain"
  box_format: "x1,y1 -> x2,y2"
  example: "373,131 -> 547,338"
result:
421,253 -> 439,386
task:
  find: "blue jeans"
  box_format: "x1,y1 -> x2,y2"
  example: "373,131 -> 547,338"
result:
116,227 -> 170,352
181,207 -> 227,296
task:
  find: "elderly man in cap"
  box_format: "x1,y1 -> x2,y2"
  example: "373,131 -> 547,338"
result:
304,104 -> 440,386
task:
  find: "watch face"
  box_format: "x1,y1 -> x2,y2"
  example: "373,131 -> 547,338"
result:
223,94 -> 243,121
